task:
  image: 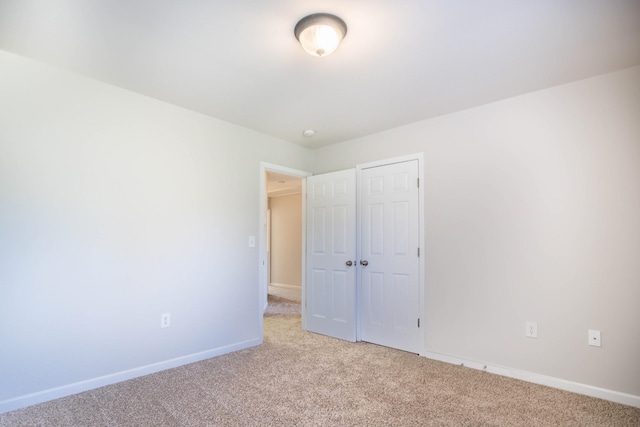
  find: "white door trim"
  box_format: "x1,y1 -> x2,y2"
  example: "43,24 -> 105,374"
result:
356,153 -> 425,354
259,162 -> 311,331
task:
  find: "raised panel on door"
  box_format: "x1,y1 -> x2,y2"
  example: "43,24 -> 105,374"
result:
305,169 -> 356,341
360,160 -> 420,353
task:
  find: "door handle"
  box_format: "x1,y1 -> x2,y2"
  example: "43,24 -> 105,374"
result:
346,260 -> 353,267
360,260 -> 368,266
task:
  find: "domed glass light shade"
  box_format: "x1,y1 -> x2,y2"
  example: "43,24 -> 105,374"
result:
294,13 -> 347,57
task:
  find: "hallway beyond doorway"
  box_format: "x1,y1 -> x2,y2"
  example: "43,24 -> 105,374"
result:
268,283 -> 301,303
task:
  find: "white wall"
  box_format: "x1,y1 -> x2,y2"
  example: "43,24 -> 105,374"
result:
0,50 -> 312,412
313,66 -> 640,399
269,193 -> 302,288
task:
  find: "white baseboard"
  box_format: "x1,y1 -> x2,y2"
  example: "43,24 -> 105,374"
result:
422,351 -> 640,409
269,282 -> 301,290
0,338 -> 262,414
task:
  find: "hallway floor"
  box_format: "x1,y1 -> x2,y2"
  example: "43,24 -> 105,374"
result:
268,284 -> 301,303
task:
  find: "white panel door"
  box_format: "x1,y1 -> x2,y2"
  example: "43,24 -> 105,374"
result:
360,160 -> 420,353
305,169 -> 357,341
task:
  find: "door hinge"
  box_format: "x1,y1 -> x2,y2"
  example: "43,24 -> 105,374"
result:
418,318 -> 420,328
417,247 -> 420,257
417,178 -> 420,188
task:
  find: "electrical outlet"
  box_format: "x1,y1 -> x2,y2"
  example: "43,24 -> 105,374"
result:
588,330 -> 601,347
525,321 -> 538,338
161,313 -> 171,328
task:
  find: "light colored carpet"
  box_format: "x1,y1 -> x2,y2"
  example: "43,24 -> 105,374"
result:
268,284 -> 302,303
264,294 -> 301,316
1,298 -> 639,426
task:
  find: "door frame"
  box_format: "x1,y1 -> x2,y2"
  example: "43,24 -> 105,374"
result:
355,153 -> 425,354
258,163 -> 311,327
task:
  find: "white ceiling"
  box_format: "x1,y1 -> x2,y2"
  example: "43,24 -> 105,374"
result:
1,1 -> 639,149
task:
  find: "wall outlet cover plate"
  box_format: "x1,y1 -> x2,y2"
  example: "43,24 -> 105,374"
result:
525,321 -> 538,338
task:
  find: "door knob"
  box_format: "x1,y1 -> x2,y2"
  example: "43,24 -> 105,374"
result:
360,260 -> 368,266
346,260 -> 353,266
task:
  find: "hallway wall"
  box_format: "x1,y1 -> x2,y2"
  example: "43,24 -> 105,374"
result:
269,193 -> 302,288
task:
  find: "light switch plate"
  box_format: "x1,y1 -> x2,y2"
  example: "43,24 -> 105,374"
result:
248,236 -> 256,247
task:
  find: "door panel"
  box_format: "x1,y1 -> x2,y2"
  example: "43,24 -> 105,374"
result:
360,160 -> 420,353
305,169 -> 356,341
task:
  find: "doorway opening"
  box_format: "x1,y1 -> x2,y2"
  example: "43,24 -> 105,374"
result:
266,171 -> 303,303
258,163 -> 311,324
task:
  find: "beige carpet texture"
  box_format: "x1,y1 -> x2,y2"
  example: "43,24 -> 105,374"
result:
2,297 -> 639,426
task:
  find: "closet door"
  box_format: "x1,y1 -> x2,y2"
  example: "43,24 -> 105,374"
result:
359,160 -> 421,353
305,169 -> 357,341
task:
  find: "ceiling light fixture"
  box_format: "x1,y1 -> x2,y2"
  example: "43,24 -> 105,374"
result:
294,13 -> 347,57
